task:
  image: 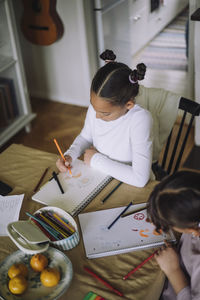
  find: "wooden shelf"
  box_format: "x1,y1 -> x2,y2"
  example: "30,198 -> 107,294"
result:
0,55 -> 16,73
0,0 -> 36,147
0,113 -> 36,147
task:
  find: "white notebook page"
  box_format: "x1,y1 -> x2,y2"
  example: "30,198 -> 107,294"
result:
32,159 -> 112,215
78,205 -> 176,258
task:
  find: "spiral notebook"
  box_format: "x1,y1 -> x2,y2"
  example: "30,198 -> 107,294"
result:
78,205 -> 176,258
32,159 -> 112,216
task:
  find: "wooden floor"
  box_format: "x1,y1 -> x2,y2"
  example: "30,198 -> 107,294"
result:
0,97 -> 195,170
0,98 -> 87,155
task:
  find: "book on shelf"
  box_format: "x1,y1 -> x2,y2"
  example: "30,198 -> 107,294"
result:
32,159 -> 113,216
78,204 -> 176,258
0,85 -> 15,124
0,88 -> 9,128
0,77 -> 19,118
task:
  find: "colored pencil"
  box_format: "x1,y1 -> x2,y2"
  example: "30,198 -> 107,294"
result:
121,203 -> 147,218
101,181 -> 122,204
26,212 -> 60,240
52,171 -> 64,194
33,167 -> 49,192
38,213 -> 68,238
31,218 -> 56,241
123,251 -> 157,280
61,216 -> 76,231
35,213 -> 66,240
44,211 -> 72,236
53,138 -> 72,175
107,201 -> 132,230
51,212 -> 75,233
84,267 -> 123,297
83,292 -> 105,300
86,293 -> 97,300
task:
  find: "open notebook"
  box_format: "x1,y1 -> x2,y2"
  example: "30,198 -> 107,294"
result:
78,204 -> 176,258
32,159 -> 112,216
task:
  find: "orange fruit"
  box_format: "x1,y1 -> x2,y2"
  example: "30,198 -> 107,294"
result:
8,263 -> 28,279
8,274 -> 28,295
30,253 -> 48,272
40,267 -> 60,287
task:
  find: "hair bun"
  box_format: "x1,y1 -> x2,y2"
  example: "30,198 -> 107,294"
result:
100,49 -> 116,62
136,63 -> 146,80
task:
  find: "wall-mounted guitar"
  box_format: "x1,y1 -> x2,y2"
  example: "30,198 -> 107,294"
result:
21,0 -> 64,46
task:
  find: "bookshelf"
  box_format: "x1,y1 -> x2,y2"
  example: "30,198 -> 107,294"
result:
0,0 -> 36,147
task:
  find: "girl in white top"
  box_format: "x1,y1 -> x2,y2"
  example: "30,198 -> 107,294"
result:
56,50 -> 153,187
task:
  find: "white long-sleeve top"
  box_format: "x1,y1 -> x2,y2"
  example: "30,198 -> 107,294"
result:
65,104 -> 153,187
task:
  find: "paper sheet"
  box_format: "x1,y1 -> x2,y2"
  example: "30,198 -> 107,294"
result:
32,159 -> 112,216
79,205 -> 176,258
0,194 -> 24,236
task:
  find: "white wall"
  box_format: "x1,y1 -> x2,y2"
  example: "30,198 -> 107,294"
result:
13,0 -> 93,107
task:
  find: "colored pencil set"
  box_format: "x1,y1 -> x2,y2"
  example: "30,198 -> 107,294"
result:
83,291 -> 105,300
26,211 -> 75,241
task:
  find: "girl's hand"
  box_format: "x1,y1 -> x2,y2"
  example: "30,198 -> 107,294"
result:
84,147 -> 98,165
56,155 -> 72,172
154,242 -> 180,276
155,241 -> 189,294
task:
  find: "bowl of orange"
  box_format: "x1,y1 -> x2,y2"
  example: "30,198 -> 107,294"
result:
0,247 -> 73,300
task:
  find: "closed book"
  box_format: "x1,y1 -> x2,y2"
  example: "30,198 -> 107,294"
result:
0,88 -> 9,127
0,83 -> 15,120
0,77 -> 19,117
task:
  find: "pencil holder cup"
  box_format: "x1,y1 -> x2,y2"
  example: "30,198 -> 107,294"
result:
33,206 -> 80,251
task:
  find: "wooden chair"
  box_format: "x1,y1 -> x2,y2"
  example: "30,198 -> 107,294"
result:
152,97 -> 200,181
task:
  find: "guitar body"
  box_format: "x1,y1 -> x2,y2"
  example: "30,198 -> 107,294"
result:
21,0 -> 64,46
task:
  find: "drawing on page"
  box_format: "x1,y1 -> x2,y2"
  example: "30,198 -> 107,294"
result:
133,212 -> 145,220
139,229 -> 149,237
129,212 -> 163,239
64,173 -> 81,180
63,169 -> 95,189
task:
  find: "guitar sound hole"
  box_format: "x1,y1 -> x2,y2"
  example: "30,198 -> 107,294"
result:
29,25 -> 49,31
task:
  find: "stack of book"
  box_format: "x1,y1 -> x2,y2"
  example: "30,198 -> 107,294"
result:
0,77 -> 19,130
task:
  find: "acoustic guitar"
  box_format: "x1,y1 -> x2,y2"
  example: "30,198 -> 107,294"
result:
21,0 -> 64,46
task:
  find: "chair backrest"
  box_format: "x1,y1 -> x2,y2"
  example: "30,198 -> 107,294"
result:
153,97 -> 200,180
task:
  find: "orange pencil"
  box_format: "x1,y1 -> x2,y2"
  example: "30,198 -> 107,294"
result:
53,138 -> 72,175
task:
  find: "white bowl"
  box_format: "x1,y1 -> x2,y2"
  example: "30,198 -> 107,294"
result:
33,206 -> 80,251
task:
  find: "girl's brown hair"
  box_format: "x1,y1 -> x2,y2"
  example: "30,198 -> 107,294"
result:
147,170 -> 200,232
91,49 -> 146,106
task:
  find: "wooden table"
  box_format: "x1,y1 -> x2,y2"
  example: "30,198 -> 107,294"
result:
0,144 -> 165,300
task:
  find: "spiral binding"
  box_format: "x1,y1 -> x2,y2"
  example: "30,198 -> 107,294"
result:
72,176 -> 113,217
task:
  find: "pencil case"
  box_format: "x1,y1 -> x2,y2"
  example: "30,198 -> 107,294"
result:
7,206 -> 80,254
32,206 -> 80,251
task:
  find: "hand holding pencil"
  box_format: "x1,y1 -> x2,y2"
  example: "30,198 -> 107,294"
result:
56,156 -> 72,173
54,139 -> 72,175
